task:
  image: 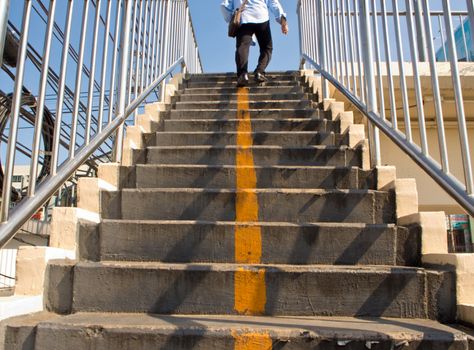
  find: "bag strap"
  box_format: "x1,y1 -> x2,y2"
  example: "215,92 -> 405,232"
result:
239,0 -> 249,13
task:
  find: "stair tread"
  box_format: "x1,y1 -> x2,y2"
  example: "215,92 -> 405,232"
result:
155,131 -> 334,135
77,260 -> 424,273
101,218 -> 395,228
136,164 -> 358,169
148,145 -> 352,150
119,188 -> 387,194
12,312 -> 470,344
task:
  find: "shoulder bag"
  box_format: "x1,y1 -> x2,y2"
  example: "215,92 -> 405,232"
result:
228,0 -> 249,38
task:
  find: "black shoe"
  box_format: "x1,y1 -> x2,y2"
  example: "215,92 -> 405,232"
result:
237,73 -> 249,87
254,72 -> 268,83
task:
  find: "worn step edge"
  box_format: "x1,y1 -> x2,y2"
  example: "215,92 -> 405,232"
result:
6,312 -> 469,349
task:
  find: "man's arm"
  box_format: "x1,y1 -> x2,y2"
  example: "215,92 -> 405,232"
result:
221,0 -> 234,23
267,0 -> 288,34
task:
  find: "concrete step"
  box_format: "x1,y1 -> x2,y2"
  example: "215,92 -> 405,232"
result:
168,108 -> 322,120
100,220 -> 419,266
46,261 -> 452,319
173,100 -> 313,110
187,72 -> 300,81
183,85 -> 305,95
135,165 -> 375,189
177,92 -> 309,102
108,188 -> 395,223
146,145 -> 361,167
5,312 -> 469,349
185,80 -> 299,88
153,131 -> 346,147
163,118 -> 339,133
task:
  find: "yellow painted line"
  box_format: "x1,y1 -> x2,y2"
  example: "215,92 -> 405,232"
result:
234,267 -> 266,315
234,87 -> 266,317
232,330 -> 272,349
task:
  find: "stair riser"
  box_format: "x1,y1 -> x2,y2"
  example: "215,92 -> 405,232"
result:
146,148 -> 361,167
183,86 -> 305,95
153,132 -> 345,147
135,166 -> 374,189
177,93 -> 309,102
185,81 -> 299,88
174,101 -> 313,110
100,222 -> 418,266
107,190 -> 395,223
69,264 -> 430,317
187,74 -> 300,82
32,329 -> 468,350
168,109 -> 321,119
163,119 -> 339,133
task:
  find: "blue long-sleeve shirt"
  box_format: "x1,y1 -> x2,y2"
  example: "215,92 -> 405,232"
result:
221,0 -> 287,25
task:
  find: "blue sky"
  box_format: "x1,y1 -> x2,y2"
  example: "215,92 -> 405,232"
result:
188,0 -> 300,73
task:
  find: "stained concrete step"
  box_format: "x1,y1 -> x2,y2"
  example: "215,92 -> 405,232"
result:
153,131 -> 345,147
5,313 -> 469,350
45,261 -> 452,319
174,100 -> 313,110
185,80 -> 298,88
183,85 -> 305,95
105,188 -> 395,223
188,72 -> 300,81
99,220 -> 419,266
163,118 -> 339,133
177,92 -> 309,102
135,165 -> 375,189
168,108 -> 322,120
146,145 -> 361,167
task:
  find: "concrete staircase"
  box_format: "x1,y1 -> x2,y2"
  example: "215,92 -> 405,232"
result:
2,72 -> 473,349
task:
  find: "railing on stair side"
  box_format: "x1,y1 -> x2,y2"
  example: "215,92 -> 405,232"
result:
297,0 -> 474,217
0,0 -> 202,248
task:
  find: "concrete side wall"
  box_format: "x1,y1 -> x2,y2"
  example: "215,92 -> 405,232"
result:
380,126 -> 474,214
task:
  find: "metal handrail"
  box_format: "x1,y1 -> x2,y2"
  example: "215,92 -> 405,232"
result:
0,0 -> 202,248
298,0 -> 474,217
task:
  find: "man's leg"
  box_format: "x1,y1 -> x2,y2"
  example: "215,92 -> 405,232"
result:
236,24 -> 254,77
254,21 -> 273,74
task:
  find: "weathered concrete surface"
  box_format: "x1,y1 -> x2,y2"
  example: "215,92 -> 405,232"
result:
3,312 -> 471,350
135,165 -> 375,189
174,100 -> 313,110
177,92 -> 309,102
113,188 -> 395,224
458,304 -> 474,327
15,247 -> 75,296
163,117 -> 339,132
154,131 -> 346,147
183,85 -> 305,95
100,220 -> 416,266
146,145 -> 362,167
47,261 -> 446,318
168,108 -> 321,119
423,254 -> 474,306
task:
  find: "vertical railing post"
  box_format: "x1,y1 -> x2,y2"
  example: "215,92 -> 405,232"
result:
359,0 -> 380,167
443,0 -> 474,195
318,0 -> 329,100
413,0 -> 427,62
466,0 -> 474,60
113,0 -> 133,163
183,4 -> 189,75
0,0 -> 9,67
160,0 -> 171,101
1,0 -> 32,222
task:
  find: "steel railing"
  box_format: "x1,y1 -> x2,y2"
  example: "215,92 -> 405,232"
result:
0,0 -> 202,248
298,0 -> 474,217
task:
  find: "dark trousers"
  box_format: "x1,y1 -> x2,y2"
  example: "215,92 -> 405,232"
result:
236,21 -> 273,77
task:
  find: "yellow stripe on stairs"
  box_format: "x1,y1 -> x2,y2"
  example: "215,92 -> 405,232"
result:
234,87 -> 266,317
